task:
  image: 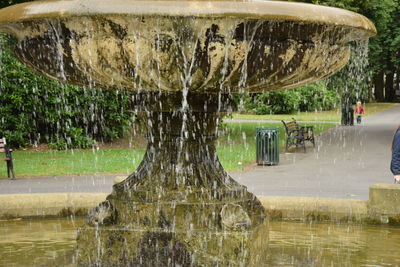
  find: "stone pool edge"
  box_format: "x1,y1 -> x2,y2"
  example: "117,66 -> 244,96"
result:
1,184 -> 399,225
2,193 -> 367,221
0,193 -> 107,219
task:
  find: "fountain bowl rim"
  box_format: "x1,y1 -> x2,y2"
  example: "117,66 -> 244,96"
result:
0,0 -> 376,39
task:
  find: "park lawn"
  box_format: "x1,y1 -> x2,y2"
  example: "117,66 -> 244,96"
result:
217,122 -> 334,171
0,122 -> 335,178
232,102 -> 396,122
1,149 -> 146,178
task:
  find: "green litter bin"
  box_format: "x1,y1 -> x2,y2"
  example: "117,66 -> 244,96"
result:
256,127 -> 279,166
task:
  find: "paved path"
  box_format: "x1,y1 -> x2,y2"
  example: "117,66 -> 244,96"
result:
232,104 -> 400,200
0,105 -> 398,199
226,119 -> 340,124
0,174 -> 117,194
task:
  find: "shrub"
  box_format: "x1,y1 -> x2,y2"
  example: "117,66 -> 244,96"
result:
0,35 -> 135,148
296,82 -> 340,112
240,81 -> 339,115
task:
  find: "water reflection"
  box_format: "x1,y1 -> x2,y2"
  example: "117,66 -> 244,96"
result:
1,218 -> 400,266
266,222 -> 400,266
0,218 -> 79,266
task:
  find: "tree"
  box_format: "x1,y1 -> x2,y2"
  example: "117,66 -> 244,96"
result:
290,0 -> 399,102
0,20 -> 135,148
0,0 -> 34,9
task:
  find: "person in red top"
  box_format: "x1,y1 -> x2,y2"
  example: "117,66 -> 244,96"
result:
354,101 -> 365,124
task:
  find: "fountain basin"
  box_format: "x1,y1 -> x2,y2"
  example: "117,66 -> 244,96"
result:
2,218 -> 400,266
0,0 -> 376,93
0,0 -> 377,265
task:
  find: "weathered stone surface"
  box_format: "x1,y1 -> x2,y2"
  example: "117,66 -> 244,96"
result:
368,184 -> 400,217
77,94 -> 265,265
7,16 -> 354,93
0,193 -> 108,219
0,1 -> 376,94
258,196 -> 368,222
77,221 -> 269,266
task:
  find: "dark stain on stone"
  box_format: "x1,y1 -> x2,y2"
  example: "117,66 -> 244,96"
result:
131,232 -> 195,267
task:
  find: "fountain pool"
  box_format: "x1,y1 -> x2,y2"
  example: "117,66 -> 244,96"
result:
1,218 -> 400,266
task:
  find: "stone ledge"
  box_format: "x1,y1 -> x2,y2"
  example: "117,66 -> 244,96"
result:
1,189 -> 398,224
0,193 -> 369,222
258,196 -> 368,222
0,193 -> 108,219
369,184 -> 400,217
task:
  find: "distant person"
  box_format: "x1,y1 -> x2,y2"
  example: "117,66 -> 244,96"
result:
354,101 -> 365,124
391,126 -> 400,184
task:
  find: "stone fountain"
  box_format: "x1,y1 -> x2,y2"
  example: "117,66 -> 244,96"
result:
0,0 -> 376,265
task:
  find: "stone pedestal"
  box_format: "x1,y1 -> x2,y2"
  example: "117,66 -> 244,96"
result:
77,222 -> 268,266
77,93 -> 267,266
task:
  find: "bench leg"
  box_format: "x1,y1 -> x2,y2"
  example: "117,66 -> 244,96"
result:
11,169 -> 15,179
7,163 -> 10,178
301,139 -> 306,153
7,159 -> 15,180
285,138 -> 289,152
10,164 -> 15,180
310,133 -> 316,148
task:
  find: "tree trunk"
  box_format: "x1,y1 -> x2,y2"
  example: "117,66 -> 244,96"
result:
373,71 -> 385,101
385,72 -> 395,102
396,68 -> 400,96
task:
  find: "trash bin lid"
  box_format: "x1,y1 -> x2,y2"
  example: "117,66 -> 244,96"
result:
256,127 -> 279,133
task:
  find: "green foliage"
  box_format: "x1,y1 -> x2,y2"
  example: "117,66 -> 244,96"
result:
296,83 -> 339,112
244,92 -> 296,115
0,0 -> 33,9
289,0 -> 400,102
0,35 -> 135,148
242,82 -> 339,115
48,127 -> 97,150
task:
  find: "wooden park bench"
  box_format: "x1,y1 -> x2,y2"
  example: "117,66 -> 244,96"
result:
281,118 -> 315,153
0,137 -> 15,179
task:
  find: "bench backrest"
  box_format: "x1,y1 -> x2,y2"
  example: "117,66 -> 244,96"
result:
286,121 -> 298,131
282,120 -> 299,133
0,138 -> 6,153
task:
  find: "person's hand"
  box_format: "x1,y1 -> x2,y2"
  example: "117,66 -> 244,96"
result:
395,174 -> 400,183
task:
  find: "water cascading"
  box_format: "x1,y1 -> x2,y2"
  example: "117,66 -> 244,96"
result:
0,0 -> 376,265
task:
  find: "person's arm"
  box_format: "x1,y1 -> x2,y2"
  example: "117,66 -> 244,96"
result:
391,131 -> 400,176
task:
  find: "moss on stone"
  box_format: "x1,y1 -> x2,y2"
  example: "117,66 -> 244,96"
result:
57,207 -> 89,217
305,212 -> 331,222
388,214 -> 400,226
266,209 -> 283,220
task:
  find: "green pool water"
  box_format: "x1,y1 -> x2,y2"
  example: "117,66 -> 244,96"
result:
1,218 -> 399,266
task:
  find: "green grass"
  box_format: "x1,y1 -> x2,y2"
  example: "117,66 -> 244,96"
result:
0,122 -> 335,178
2,103 -> 394,178
232,102 -> 396,122
2,149 -> 145,178
217,122 -> 334,171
